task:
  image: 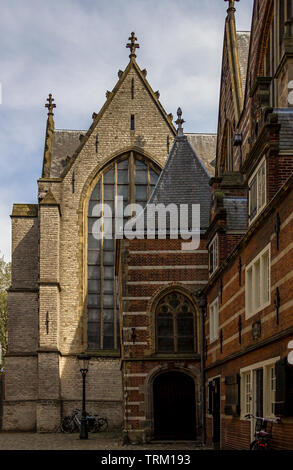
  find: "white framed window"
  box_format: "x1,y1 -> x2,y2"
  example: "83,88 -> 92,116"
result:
209,234 -> 218,276
240,357 -> 280,420
209,297 -> 219,343
265,364 -> 276,418
245,243 -> 271,319
242,371 -> 252,416
248,157 -> 266,224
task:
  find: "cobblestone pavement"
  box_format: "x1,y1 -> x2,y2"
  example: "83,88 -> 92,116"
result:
0,432 -> 207,451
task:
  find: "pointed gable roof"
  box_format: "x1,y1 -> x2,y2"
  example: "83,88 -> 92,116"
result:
222,3 -> 250,121
58,57 -> 176,179
91,59 -> 176,135
41,33 -> 176,180
145,133 -> 212,230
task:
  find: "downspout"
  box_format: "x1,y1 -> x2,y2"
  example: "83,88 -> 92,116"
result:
197,291 -> 207,446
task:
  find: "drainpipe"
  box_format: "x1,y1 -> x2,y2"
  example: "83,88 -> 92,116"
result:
196,291 -> 207,446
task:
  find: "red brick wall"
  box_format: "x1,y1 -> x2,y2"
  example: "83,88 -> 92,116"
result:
118,237 -> 208,436
205,179 -> 293,449
206,339 -> 293,450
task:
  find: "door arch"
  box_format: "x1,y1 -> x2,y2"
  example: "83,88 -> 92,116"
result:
153,371 -> 196,440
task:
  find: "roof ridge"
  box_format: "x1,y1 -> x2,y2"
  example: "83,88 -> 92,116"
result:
55,129 -> 87,132
147,138 -> 178,205
139,134 -> 212,230
185,132 -> 217,136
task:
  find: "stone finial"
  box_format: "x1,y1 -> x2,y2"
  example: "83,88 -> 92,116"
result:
126,32 -> 140,59
42,93 -> 56,177
175,107 -> 185,136
45,93 -> 56,116
224,0 -> 239,13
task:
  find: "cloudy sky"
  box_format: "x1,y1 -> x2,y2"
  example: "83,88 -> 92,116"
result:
0,0 -> 253,261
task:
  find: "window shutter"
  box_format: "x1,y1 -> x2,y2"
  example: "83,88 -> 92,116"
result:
224,374 -> 240,416
274,358 -> 293,417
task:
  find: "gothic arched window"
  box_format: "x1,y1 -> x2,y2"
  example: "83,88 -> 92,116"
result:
87,152 -> 160,351
224,121 -> 233,172
156,292 -> 197,354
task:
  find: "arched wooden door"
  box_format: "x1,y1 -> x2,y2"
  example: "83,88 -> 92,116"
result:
153,371 -> 196,440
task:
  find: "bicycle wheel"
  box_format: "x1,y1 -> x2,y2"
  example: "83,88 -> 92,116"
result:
251,440 -> 271,450
61,416 -> 75,433
97,417 -> 108,432
251,440 -> 261,450
257,441 -> 271,450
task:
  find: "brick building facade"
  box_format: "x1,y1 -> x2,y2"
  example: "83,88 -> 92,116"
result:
3,0 -> 293,450
204,0 -> 293,450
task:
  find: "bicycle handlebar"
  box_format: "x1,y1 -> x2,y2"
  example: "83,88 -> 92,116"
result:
244,414 -> 280,424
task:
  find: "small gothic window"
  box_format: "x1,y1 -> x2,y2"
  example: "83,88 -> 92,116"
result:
220,121 -> 233,174
130,114 -> 135,130
156,292 -> 197,354
225,121 -> 233,171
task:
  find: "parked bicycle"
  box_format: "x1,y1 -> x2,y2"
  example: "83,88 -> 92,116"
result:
61,408 -> 108,433
245,414 -> 280,450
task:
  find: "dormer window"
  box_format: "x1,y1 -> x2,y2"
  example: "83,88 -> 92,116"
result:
248,157 -> 266,224
209,234 -> 219,276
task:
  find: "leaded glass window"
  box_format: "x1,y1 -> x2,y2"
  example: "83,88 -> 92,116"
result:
156,292 -> 197,354
87,152 -> 160,351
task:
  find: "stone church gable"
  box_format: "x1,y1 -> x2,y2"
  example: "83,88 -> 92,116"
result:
48,54 -> 176,186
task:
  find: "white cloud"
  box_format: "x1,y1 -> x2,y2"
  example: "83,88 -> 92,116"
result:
0,0 -> 253,261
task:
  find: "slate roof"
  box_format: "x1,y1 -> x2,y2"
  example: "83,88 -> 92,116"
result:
49,130 -> 217,179
236,31 -> 250,94
139,135 -> 212,232
50,129 -> 86,178
274,109 -> 293,151
223,197 -> 247,231
186,133 -> 217,176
